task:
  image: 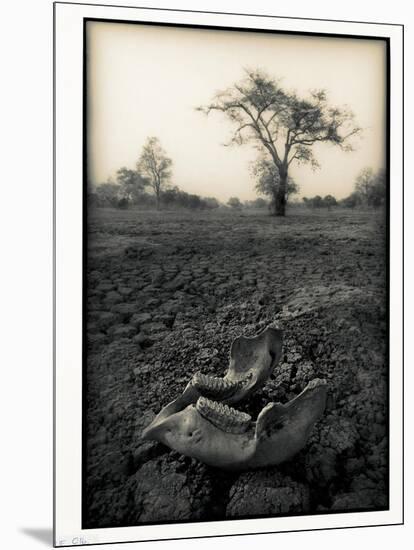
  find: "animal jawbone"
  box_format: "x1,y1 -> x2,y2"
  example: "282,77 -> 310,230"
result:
143,327 -> 283,433
142,377 -> 328,470
141,327 -> 328,469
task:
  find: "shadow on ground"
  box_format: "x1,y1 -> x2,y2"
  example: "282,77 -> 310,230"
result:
20,528 -> 52,546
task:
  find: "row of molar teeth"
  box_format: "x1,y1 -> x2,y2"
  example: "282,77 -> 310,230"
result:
191,372 -> 247,398
196,396 -> 252,434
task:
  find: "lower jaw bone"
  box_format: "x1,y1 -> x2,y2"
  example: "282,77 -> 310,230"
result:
142,379 -> 328,470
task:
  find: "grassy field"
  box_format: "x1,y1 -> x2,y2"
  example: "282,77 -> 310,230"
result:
84,206 -> 388,527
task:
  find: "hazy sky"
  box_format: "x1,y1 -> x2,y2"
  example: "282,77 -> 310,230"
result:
87,21 -> 386,201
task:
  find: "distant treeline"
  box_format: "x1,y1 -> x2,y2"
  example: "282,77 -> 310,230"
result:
88,179 -> 271,211
302,167 -> 386,210
89,163 -> 386,213
88,178 -> 222,210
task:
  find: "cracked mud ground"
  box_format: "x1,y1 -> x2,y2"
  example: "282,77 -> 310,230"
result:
84,208 -> 388,527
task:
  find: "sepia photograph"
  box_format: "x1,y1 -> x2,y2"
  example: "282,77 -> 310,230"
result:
0,0 -> 407,548
82,18 -> 390,530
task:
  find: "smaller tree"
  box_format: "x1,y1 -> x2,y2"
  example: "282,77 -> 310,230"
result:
137,137 -> 173,209
251,197 -> 268,209
117,197 -> 129,209
187,194 -> 203,209
322,195 -> 337,209
116,167 -> 148,204
367,170 -> 386,208
161,186 -> 180,207
204,197 -> 220,209
95,179 -> 121,207
355,167 -> 374,202
341,192 -> 360,209
353,167 -> 386,208
228,197 -> 242,209
306,195 -> 323,208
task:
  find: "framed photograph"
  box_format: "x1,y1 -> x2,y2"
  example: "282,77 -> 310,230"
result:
54,2 -> 403,546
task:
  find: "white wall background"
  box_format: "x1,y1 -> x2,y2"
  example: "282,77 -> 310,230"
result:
0,1 -> 411,549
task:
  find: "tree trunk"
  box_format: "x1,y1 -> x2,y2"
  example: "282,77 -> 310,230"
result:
273,167 -> 287,217
271,187 -> 278,215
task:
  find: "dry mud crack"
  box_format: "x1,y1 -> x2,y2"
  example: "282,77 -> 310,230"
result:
84,208 -> 388,527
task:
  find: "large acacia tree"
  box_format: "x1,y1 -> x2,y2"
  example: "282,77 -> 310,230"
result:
137,137 -> 173,210
198,69 -> 361,216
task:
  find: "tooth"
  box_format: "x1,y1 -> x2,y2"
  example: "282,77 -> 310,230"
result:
191,371 -> 249,401
196,396 -> 251,434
